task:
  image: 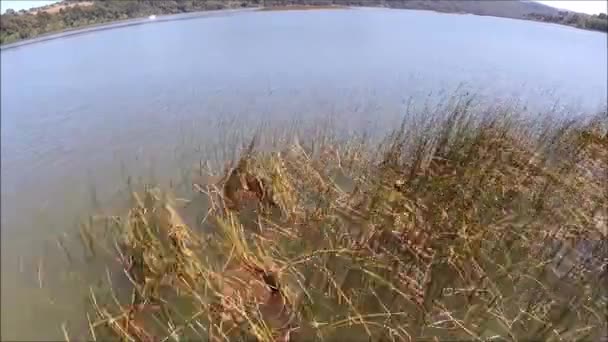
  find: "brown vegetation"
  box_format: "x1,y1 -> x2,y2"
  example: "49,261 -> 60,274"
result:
59,100 -> 607,341
31,1 -> 94,15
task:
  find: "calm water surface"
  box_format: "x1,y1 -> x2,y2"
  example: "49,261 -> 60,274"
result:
1,8 -> 607,340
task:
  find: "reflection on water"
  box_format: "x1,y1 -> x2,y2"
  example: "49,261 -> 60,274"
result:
1,7 -> 607,340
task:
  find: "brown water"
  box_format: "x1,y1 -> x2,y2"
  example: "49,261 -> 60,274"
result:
1,8 -> 607,340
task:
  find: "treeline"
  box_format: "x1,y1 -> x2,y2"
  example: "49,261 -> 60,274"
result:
528,11 -> 608,32
1,0 -> 607,45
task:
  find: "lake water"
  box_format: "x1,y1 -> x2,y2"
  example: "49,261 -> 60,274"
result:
1,7 -> 607,340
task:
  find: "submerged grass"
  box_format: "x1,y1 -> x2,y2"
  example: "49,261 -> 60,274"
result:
61,100 -> 607,341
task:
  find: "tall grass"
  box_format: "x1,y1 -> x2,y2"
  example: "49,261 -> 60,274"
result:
62,99 -> 607,341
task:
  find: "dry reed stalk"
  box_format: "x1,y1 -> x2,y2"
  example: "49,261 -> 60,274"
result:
64,105 -> 608,341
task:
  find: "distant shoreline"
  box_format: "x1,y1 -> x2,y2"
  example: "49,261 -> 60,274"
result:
1,6 -> 361,50
0,8 -> 259,51
258,5 -> 349,11
2,4 -> 604,50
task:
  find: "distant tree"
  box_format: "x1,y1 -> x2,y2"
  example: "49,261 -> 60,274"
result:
586,16 -> 608,32
5,8 -> 16,15
37,11 -> 52,25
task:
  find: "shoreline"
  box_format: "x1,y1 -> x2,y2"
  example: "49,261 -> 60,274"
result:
2,5 -> 604,50
0,6 -> 351,51
258,5 -> 349,11
0,8 -> 259,51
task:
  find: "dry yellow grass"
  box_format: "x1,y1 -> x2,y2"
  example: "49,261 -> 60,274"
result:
59,101 -> 607,341
31,1 -> 94,15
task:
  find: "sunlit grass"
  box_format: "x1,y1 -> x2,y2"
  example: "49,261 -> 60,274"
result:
57,99 -> 607,341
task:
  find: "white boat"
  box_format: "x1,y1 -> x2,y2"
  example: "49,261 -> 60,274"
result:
148,15 -> 157,20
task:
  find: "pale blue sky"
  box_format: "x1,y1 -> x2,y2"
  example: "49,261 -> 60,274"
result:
1,0 -> 606,15
1,0 -> 59,13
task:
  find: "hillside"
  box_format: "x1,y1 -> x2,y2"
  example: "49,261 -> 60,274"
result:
362,0 -> 562,18
384,0 -> 606,31
29,1 -> 94,15
1,0 -> 606,45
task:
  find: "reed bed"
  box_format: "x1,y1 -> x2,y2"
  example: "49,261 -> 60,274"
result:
63,100 -> 607,341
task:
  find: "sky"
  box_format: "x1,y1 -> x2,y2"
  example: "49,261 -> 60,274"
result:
1,0 -> 607,15
1,0 -> 59,13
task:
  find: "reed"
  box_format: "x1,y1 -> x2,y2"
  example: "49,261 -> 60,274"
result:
70,100 -> 607,341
